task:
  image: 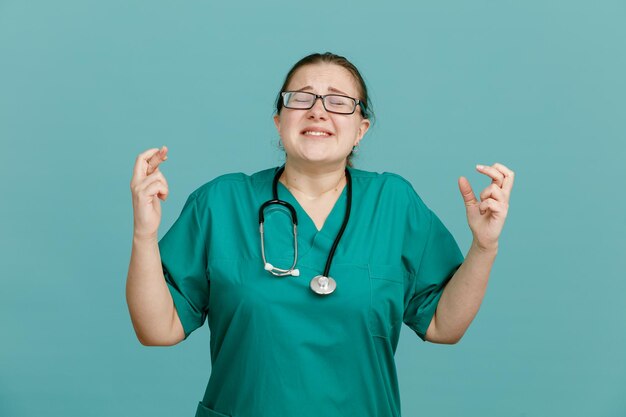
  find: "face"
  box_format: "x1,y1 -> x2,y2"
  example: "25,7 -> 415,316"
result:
273,63 -> 370,168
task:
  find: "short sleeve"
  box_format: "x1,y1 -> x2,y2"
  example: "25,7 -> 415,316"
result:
158,192 -> 209,340
403,197 -> 464,342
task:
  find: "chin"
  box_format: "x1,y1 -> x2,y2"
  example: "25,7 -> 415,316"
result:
295,155 -> 347,167
286,144 -> 350,166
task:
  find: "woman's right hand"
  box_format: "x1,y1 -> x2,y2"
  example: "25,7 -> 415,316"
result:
130,146 -> 169,240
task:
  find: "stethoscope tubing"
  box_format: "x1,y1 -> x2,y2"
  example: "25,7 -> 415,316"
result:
321,168 -> 351,278
258,165 -> 352,290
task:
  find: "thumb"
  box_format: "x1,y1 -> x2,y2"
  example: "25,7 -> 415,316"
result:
458,176 -> 478,207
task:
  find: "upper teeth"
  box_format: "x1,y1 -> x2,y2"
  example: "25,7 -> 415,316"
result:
304,131 -> 330,136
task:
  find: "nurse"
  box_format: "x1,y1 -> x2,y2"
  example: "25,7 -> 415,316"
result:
126,52 -> 514,417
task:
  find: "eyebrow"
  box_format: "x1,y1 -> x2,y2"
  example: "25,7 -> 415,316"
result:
295,85 -> 350,96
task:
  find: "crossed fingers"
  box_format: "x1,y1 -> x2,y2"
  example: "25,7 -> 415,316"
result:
476,163 -> 514,198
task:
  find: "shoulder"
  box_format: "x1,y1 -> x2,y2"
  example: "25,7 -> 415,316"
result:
187,167 -> 275,201
349,167 -> 414,189
349,167 -> 428,209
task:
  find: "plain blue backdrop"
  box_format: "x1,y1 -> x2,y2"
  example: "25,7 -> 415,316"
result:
1,1 -> 624,416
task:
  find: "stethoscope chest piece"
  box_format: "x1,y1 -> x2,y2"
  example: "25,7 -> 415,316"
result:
310,275 -> 336,295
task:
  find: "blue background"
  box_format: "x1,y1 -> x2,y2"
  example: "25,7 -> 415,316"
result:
1,1 -> 624,416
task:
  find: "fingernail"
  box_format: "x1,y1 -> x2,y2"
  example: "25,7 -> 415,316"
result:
476,164 -> 484,170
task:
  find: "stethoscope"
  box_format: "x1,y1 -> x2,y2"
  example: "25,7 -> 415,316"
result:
258,165 -> 352,295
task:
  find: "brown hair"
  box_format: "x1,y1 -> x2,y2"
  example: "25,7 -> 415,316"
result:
274,52 -> 375,167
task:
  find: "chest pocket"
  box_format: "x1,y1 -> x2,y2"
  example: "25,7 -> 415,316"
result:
368,264 -> 405,339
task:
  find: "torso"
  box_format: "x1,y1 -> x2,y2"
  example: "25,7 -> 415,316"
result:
163,166 -> 465,417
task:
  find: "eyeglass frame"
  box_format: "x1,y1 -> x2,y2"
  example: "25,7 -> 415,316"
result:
280,91 -> 365,115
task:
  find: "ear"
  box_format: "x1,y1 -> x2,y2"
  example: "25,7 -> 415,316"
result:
273,114 -> 280,131
355,118 -> 371,144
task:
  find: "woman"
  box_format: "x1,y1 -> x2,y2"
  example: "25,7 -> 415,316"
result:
126,52 -> 514,417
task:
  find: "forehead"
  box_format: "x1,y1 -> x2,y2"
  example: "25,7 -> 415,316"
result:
286,63 -> 361,96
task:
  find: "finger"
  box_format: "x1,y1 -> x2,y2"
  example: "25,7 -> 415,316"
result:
479,183 -> 507,203
141,170 -> 169,191
139,170 -> 169,194
476,164 -> 505,188
493,162 -> 515,195
143,179 -> 169,202
133,147 -> 161,181
458,176 -> 478,206
133,146 -> 167,180
479,198 -> 506,216
146,146 -> 168,176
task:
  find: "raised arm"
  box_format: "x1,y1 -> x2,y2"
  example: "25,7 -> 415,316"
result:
125,146 -> 185,346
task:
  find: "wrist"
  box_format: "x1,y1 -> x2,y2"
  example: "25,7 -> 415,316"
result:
471,239 -> 498,254
133,232 -> 159,244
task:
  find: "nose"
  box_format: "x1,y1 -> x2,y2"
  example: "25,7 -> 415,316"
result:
306,97 -> 328,120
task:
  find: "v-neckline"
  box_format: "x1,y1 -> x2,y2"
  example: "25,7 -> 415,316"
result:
256,166 -> 353,267
276,179 -> 347,236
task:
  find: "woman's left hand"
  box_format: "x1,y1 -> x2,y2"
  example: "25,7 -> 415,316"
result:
458,163 -> 515,251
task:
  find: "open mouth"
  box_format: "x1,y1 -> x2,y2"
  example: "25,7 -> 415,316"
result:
301,130 -> 333,137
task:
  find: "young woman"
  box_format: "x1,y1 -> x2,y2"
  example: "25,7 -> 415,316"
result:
126,52 -> 514,417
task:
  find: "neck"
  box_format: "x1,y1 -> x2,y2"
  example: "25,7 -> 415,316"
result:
280,161 -> 347,198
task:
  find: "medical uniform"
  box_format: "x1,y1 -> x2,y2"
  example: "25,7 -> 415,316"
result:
158,166 -> 464,417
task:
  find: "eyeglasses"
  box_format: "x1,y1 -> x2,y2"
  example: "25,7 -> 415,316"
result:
281,91 -> 362,115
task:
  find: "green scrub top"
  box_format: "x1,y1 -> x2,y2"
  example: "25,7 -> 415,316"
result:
158,166 -> 464,417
